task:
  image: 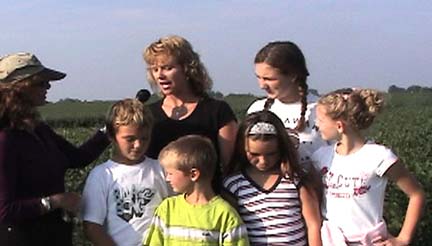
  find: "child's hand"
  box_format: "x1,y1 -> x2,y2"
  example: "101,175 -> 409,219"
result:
373,234 -> 410,246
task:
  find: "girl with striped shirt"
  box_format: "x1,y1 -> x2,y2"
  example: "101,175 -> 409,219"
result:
223,110 -> 322,246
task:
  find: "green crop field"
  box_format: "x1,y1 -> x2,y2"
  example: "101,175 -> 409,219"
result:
40,92 -> 431,246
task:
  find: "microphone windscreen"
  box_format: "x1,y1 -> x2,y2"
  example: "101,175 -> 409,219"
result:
136,89 -> 151,103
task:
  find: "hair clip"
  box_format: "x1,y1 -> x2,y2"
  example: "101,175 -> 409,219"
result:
249,122 -> 277,135
334,88 -> 353,101
342,94 -> 350,101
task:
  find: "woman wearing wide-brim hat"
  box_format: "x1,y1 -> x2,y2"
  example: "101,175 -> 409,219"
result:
0,52 -> 110,246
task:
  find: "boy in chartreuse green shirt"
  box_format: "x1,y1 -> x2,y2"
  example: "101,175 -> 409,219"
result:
143,135 -> 249,246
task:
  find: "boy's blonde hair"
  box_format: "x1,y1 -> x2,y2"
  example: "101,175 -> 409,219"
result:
143,35 -> 212,97
105,98 -> 153,137
159,135 -> 216,180
318,88 -> 384,130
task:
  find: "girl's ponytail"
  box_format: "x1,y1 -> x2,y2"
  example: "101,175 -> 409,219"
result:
350,89 -> 384,130
318,88 -> 385,130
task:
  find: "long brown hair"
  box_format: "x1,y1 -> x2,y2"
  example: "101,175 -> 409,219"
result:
255,41 -> 310,132
0,79 -> 40,130
226,111 -> 321,196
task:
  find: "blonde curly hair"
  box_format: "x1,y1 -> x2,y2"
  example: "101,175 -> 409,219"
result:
143,35 -> 212,97
318,88 -> 385,130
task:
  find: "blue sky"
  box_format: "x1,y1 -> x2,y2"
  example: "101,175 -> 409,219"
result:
1,0 -> 431,101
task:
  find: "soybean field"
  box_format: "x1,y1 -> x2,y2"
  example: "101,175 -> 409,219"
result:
41,92 -> 431,245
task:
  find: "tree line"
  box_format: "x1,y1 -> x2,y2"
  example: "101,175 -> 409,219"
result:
388,85 -> 432,93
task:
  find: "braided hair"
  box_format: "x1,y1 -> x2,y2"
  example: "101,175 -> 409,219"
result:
255,41 -> 310,132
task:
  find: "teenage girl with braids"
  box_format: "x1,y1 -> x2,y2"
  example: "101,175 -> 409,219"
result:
247,41 -> 327,166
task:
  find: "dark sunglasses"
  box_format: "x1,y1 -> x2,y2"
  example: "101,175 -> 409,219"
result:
31,80 -> 50,87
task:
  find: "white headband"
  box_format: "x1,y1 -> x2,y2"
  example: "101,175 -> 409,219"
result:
249,122 -> 277,135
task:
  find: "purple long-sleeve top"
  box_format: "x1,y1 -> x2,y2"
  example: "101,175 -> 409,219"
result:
0,123 -> 110,224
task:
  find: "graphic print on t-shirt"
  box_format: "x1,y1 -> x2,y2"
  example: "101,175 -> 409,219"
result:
320,166 -> 371,198
114,185 -> 155,222
284,117 -> 318,165
284,118 -> 315,149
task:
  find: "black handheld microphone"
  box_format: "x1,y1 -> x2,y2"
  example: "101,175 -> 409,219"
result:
135,89 -> 151,103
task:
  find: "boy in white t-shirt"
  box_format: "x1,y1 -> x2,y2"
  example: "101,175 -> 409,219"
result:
81,98 -> 171,246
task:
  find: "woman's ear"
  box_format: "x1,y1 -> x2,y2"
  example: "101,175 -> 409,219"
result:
190,168 -> 201,182
290,75 -> 299,86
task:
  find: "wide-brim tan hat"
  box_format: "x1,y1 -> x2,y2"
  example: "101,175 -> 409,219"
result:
0,52 -> 66,84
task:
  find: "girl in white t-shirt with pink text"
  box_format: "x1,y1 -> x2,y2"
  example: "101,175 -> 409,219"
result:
312,88 -> 425,246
